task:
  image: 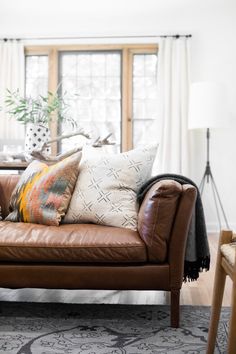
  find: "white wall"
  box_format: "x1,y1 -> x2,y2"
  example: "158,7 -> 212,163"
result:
189,9 -> 236,232
0,0 -> 236,231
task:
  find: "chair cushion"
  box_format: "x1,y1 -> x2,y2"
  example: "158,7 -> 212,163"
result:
221,243 -> 236,266
0,221 -> 147,263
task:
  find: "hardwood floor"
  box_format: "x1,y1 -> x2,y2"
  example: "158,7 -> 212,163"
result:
181,232 -> 231,306
0,233 -> 232,306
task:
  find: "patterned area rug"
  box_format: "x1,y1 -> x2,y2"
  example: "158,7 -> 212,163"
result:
0,302 -> 229,354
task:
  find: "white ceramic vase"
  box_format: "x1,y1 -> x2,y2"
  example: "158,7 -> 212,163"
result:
24,123 -> 51,161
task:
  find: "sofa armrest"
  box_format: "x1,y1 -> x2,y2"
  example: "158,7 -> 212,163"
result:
169,184 -> 197,288
0,175 -> 20,219
137,180 -> 183,262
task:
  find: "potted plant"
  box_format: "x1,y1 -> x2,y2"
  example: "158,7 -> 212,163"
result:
5,89 -> 77,159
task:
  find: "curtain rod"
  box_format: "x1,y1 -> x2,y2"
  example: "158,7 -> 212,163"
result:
3,34 -> 192,41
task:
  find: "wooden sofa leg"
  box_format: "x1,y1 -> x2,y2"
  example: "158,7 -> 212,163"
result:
171,289 -> 180,328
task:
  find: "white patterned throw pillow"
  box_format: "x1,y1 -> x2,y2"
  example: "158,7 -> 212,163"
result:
64,145 -> 157,230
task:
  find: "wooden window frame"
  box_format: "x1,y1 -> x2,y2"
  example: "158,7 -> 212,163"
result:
25,44 -> 158,154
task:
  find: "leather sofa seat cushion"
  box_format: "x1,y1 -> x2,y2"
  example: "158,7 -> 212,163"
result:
0,221 -> 147,263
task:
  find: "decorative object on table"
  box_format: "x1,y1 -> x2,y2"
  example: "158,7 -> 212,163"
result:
5,151 -> 82,226
0,144 -> 26,162
0,302 -> 230,354
30,131 -> 115,164
24,122 -> 51,157
188,81 -> 229,229
5,89 -> 77,161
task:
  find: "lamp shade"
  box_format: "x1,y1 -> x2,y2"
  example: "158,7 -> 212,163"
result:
188,82 -> 226,130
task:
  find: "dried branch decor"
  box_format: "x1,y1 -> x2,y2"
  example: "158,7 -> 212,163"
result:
30,131 -> 115,163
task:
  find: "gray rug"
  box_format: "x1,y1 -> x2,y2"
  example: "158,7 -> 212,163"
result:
0,302 -> 230,354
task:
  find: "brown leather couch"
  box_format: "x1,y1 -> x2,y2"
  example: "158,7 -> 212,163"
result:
0,174 -> 197,327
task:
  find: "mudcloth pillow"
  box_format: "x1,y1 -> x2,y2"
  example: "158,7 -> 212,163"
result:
6,152 -> 82,226
64,145 -> 157,230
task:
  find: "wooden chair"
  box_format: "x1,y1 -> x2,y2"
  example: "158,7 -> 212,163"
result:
207,230 -> 236,354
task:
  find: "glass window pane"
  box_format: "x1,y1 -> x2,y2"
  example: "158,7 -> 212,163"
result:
132,54 -> 158,149
133,55 -> 145,77
25,56 -> 48,98
59,51 -> 121,153
133,119 -> 158,147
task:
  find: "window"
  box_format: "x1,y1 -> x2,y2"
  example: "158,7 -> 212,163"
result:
25,45 -> 158,153
132,54 -> 158,148
25,55 -> 48,98
59,51 -> 121,153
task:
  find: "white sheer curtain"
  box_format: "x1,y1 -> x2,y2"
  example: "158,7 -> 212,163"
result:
0,40 -> 25,141
156,37 -> 190,176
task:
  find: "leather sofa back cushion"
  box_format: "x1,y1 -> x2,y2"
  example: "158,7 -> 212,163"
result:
138,180 -> 182,262
5,152 -> 82,226
0,175 -> 20,219
64,145 -> 157,231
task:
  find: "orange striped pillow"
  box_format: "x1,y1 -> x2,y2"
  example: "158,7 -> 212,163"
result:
6,152 -> 81,226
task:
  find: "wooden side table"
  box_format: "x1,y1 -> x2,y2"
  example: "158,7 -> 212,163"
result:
0,162 -> 28,171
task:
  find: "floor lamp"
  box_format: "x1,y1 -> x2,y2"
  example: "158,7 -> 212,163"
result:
188,82 -> 229,230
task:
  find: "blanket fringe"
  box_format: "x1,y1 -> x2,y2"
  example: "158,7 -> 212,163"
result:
184,256 -> 210,282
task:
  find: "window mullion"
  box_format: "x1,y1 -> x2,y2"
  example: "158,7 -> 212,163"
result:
122,48 -> 133,152
127,50 -> 134,151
